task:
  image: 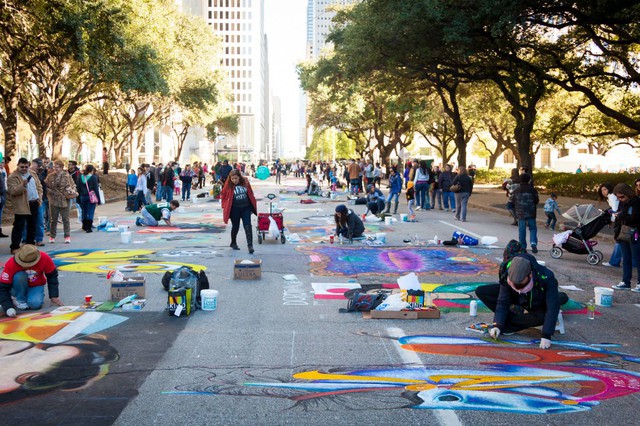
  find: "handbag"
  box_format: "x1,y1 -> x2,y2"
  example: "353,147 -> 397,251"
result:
85,180 -> 99,204
616,225 -> 637,243
98,184 -> 106,205
450,183 -> 461,193
65,185 -> 79,199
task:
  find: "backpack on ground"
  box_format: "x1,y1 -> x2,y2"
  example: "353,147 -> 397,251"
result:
162,267 -> 210,314
344,292 -> 385,312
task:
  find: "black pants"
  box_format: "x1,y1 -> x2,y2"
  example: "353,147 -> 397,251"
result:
475,284 -> 569,333
11,201 -> 39,250
230,206 -> 252,242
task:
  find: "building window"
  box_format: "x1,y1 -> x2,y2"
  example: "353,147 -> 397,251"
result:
559,148 -> 569,158
503,150 -> 515,164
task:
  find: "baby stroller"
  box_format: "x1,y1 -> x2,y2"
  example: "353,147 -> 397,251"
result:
550,204 -> 611,265
257,193 -> 286,244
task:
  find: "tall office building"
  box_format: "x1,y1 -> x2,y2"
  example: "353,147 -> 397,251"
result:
180,0 -> 269,164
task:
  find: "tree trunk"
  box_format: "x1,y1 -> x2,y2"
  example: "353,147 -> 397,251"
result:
514,111 -> 535,171
51,126 -> 65,160
1,122 -> 18,159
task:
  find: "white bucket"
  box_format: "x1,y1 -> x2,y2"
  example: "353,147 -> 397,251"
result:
384,216 -> 393,225
201,289 -> 218,311
120,231 -> 132,244
376,233 -> 386,244
400,214 -> 408,222
594,286 -> 614,307
98,216 -> 107,224
118,225 -> 128,233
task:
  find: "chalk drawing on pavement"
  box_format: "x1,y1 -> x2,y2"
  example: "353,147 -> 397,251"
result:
50,249 -> 206,273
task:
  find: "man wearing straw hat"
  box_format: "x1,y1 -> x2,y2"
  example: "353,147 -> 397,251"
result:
0,244 -> 63,317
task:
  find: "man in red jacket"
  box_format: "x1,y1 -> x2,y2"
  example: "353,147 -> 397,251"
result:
0,245 -> 63,317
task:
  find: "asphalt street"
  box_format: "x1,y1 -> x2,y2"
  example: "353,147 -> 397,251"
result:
1,175 -> 639,425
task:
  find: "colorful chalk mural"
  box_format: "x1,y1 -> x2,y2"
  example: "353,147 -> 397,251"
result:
50,249 -> 207,273
164,335 -> 640,414
298,246 -> 498,277
0,311 -> 124,404
136,223 -> 226,234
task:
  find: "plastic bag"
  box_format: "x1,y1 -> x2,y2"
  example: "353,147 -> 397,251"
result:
268,216 -> 280,239
375,292 -> 409,311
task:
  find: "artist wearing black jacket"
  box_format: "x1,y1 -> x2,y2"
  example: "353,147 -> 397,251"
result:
510,173 -> 539,253
334,205 -> 365,240
475,253 -> 568,349
612,183 -> 640,291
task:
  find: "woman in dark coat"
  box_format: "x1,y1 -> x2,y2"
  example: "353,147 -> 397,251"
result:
221,169 -> 258,253
334,204 -> 365,241
76,164 -> 100,232
451,166 -> 473,222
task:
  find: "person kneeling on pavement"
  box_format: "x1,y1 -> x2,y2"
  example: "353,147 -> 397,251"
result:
136,200 -> 179,227
334,204 -> 365,241
475,253 -> 568,349
0,244 -> 63,317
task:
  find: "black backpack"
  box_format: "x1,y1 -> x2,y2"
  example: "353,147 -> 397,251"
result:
162,268 -> 210,309
345,292 -> 385,312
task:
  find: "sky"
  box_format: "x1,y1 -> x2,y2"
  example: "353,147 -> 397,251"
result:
264,0 -> 308,157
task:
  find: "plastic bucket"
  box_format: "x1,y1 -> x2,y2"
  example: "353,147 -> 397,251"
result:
118,225 -> 128,233
384,216 -> 393,225
400,214 -> 408,222
201,289 -> 218,311
594,286 -> 613,307
120,231 -> 132,244
376,233 -> 386,244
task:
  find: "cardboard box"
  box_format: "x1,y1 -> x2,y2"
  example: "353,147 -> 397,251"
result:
110,277 -> 146,301
234,259 -> 262,280
363,307 -> 440,320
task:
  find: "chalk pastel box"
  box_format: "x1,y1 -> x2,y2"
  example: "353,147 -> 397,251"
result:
233,259 -> 262,280
110,277 -> 146,301
363,307 -> 440,320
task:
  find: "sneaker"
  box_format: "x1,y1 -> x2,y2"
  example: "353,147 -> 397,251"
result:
49,237 -> 55,244
135,217 -> 143,227
612,282 -> 631,290
64,236 -> 71,244
602,262 -> 619,267
531,245 -> 538,254
416,206 -> 421,211
452,209 -> 456,213
444,208 -> 449,212
631,286 -> 640,293
14,300 -> 28,310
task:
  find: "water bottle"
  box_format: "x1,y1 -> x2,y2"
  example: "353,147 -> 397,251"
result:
469,300 -> 477,317
587,299 -> 596,320
339,234 -> 344,245
413,233 -> 419,245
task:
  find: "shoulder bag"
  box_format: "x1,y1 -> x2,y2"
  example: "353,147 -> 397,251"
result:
450,183 -> 461,193
85,179 -> 99,204
616,225 -> 637,243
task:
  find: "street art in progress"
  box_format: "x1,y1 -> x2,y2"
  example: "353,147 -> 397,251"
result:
298,246 -> 498,277
50,249 -> 206,273
166,335 -> 640,414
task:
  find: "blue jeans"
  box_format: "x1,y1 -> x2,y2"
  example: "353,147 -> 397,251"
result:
386,192 -> 400,204
182,184 -> 191,200
79,195 -> 97,221
609,243 -> 621,266
141,208 -> 159,226
545,212 -> 557,230
162,186 -> 173,202
455,192 -> 470,221
518,217 -> 538,249
619,240 -> 640,285
11,271 -> 45,309
42,199 -> 49,232
432,189 -> 442,209
22,202 -> 45,243
442,191 -> 455,210
415,182 -> 430,209
155,185 -> 164,201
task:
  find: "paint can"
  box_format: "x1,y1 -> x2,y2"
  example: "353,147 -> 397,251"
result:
469,300 -> 477,317
400,214 -> 408,222
330,235 -> 334,244
384,216 -> 393,225
594,286 -> 613,307
120,231 -> 132,244
201,289 -> 218,311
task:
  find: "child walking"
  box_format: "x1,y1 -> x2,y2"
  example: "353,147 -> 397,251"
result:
406,181 -> 416,220
544,192 -> 562,230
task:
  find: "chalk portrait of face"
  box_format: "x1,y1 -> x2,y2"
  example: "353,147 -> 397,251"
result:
0,335 -> 119,404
